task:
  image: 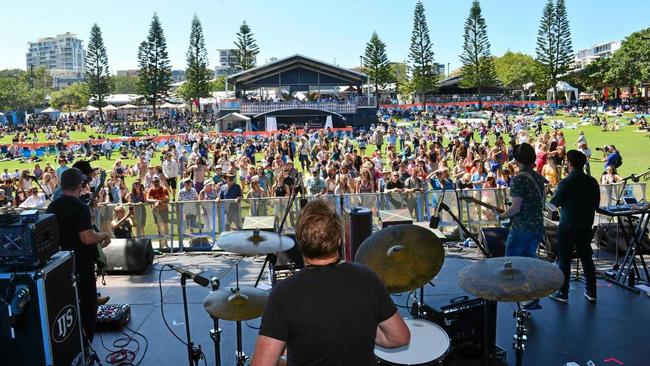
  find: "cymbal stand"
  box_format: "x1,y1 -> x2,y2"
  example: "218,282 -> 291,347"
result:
513,302 -> 530,366
254,174 -> 302,288
209,256 -> 245,366
233,264 -> 249,366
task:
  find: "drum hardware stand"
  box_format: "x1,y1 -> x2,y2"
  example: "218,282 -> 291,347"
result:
179,273 -> 203,366
513,302 -> 531,366
207,257 -> 244,366
254,174 -> 302,288
233,263 -> 249,366
604,210 -> 650,293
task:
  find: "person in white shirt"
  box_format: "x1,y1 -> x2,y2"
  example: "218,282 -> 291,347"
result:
19,187 -> 47,209
162,152 -> 180,198
102,138 -> 113,160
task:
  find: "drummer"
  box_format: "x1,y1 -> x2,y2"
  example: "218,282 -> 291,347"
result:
250,199 -> 410,366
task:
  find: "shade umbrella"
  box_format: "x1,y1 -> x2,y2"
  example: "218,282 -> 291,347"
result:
39,107 -> 59,114
103,105 -> 118,111
86,105 -> 99,111
119,104 -> 139,109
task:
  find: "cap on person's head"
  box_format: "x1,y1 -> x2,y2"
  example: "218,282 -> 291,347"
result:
513,143 -> 535,165
72,160 -> 93,176
184,178 -> 192,184
152,175 -> 160,182
215,166 -> 223,170
60,168 -> 85,191
224,172 -> 235,178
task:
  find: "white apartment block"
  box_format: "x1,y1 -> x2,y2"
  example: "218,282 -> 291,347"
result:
26,32 -> 86,89
572,40 -> 621,70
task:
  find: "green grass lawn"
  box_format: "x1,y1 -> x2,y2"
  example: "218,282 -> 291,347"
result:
0,128 -> 161,145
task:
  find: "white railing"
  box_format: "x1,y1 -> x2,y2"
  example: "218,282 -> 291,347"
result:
239,101 -> 357,115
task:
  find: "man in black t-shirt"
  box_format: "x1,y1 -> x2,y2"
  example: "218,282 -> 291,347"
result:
251,200 -> 410,366
46,168 -> 112,344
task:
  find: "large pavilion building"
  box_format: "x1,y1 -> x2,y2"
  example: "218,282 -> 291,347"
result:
219,55 -> 378,131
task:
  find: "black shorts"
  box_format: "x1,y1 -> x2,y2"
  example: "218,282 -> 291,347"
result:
168,177 -> 177,190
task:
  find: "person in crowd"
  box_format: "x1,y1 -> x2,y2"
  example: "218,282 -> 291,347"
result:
541,157 -> 559,186
163,152 -> 180,199
306,168 -> 326,196
601,165 -> 622,185
271,173 -> 291,224
146,175 -> 170,249
604,145 -> 622,170
111,205 -> 134,239
217,173 -> 243,230
178,178 -> 200,232
18,187 -> 46,208
247,176 -> 269,216
250,200 -> 410,366
549,150 -> 600,304
199,181 -> 218,233
126,180 -> 147,238
102,138 -> 113,160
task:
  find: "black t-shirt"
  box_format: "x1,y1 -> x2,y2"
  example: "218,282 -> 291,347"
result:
46,195 -> 95,285
259,262 -> 396,366
386,180 -> 404,190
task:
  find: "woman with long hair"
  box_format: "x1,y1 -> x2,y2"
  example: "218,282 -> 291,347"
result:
126,180 -> 147,238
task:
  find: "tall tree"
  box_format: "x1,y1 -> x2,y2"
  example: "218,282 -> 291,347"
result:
233,21 -> 260,71
408,1 -> 437,105
184,15 -> 211,112
536,0 -> 573,103
137,13 -> 173,118
459,0 -> 497,108
362,32 -> 393,106
85,24 -> 110,122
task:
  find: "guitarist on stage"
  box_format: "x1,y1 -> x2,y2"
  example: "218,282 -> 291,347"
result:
46,167 -> 112,347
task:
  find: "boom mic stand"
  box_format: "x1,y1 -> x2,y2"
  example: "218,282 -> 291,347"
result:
254,173 -> 303,288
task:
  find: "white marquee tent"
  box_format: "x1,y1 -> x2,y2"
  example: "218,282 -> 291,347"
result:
547,81 -> 579,102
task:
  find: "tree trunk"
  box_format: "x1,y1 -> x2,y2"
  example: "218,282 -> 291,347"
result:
375,81 -> 379,108
477,87 -> 482,110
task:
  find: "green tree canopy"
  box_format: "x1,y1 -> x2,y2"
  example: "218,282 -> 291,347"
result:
137,13 -> 173,118
184,15 -> 211,111
111,75 -> 139,94
50,82 -> 90,112
493,51 -> 540,89
233,21 -> 260,71
85,23 -> 111,121
408,1 -> 438,105
536,0 -> 573,101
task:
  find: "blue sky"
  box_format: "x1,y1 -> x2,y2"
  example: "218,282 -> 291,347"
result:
1,0 -> 648,73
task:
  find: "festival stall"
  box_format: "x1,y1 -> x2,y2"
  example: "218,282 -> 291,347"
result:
547,81 -> 579,103
216,113 -> 252,133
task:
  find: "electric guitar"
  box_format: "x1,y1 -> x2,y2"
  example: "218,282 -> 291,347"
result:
459,196 -> 506,214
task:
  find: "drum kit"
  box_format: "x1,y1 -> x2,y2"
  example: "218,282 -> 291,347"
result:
356,224 -> 564,366
185,218 -> 562,366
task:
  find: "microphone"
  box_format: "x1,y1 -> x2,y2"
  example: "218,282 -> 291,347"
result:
168,264 -> 210,287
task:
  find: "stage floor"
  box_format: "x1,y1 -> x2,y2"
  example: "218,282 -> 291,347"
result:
93,250 -> 649,366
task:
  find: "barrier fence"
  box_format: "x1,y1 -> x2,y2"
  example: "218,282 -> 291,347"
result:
93,182 -> 647,253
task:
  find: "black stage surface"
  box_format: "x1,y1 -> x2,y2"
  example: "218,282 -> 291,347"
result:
93,251 -> 649,366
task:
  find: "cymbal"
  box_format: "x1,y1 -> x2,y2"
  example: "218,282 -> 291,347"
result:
203,286 -> 268,321
216,229 -> 294,255
354,224 -> 445,293
458,257 -> 564,302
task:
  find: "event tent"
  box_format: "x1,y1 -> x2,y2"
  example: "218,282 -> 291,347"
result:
547,81 -> 579,102
104,105 -> 118,111
217,112 -> 251,133
160,102 -> 182,109
119,104 -> 139,109
85,105 -> 99,111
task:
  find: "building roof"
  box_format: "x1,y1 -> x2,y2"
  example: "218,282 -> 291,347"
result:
227,54 -> 367,89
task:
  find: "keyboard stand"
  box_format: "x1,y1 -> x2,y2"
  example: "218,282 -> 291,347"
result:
603,210 -> 650,292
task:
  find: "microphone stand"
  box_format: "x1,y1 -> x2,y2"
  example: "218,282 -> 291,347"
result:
29,176 -> 52,201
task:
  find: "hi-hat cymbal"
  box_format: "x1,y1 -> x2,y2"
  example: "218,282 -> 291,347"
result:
354,224 -> 445,293
203,286 -> 268,321
216,230 -> 294,255
458,257 -> 564,302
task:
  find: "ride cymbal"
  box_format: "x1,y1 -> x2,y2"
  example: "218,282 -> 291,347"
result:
354,224 -> 445,293
216,229 -> 294,255
458,256 -> 563,302
203,286 -> 268,321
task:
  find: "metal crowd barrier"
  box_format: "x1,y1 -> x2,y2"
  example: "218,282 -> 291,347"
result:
92,182 -> 647,252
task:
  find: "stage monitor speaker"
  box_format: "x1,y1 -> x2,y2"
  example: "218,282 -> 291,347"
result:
103,238 -> 153,275
0,251 -> 84,366
479,227 -> 509,258
346,207 -> 372,261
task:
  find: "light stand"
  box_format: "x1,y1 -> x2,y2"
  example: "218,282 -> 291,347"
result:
513,302 -> 530,366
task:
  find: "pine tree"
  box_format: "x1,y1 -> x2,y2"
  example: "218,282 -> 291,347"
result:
137,13 -> 173,118
408,1 -> 437,106
85,24 -> 110,122
536,0 -> 573,103
184,14 -> 211,113
362,32 -> 392,107
459,0 -> 497,109
233,21 -> 260,71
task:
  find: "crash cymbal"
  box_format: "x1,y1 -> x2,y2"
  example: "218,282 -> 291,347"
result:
216,229 -> 294,255
354,224 -> 445,293
203,286 -> 268,321
458,257 -> 564,302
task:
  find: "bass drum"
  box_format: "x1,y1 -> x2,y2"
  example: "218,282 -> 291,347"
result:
375,319 -> 450,365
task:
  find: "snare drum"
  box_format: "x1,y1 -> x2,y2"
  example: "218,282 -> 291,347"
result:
375,319 -> 450,365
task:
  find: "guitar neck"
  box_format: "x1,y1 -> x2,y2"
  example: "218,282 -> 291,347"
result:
461,197 -> 505,213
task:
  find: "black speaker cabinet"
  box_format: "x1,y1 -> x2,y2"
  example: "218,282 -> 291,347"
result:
0,251 -> 85,366
346,207 -> 372,261
479,227 -> 509,258
103,238 -> 153,274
